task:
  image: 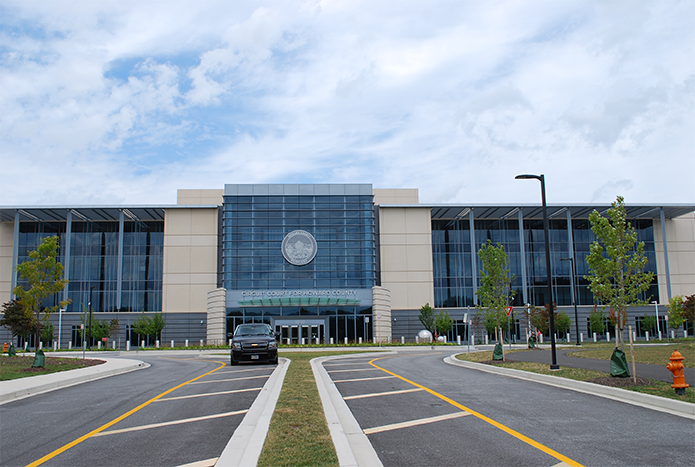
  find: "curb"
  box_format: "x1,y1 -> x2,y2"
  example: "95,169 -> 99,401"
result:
215,358 -> 290,467
0,357 -> 148,405
312,353 -> 387,467
444,355 -> 695,420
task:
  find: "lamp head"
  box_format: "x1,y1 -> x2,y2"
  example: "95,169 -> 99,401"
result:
515,174 -> 541,181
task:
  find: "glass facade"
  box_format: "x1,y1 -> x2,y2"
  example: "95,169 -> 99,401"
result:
432,216 -> 659,309
15,219 -> 163,313
222,186 -> 376,341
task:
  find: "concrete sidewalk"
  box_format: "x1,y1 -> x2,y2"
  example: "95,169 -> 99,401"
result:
0,355 -> 148,405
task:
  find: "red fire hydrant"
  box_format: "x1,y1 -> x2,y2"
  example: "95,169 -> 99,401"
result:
666,350 -> 690,396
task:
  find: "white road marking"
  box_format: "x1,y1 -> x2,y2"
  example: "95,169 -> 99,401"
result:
332,375 -> 397,383
343,388 -> 424,400
173,458 -> 218,467
191,375 -> 270,384
363,412 -> 471,435
327,367 -> 381,373
156,387 -> 262,401
93,410 -> 248,437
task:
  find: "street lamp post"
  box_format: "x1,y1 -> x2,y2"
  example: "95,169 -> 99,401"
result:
560,257 -> 580,346
515,174 -> 560,369
89,286 -> 95,350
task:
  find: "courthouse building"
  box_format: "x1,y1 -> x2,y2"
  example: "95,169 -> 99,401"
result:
1,184 -> 693,347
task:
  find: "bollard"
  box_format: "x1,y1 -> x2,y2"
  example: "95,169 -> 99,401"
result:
200,339 -> 204,347
671,330 -> 675,340
97,341 -> 101,350
286,338 -> 290,345
580,332 -> 584,343
156,340 -> 160,348
358,337 -> 362,344
301,338 -> 305,345
666,351 -> 690,396
633,331 -> 636,341
126,341 -> 130,351
171,340 -> 174,348
607,332 -> 610,343
229,339 -> 232,347
69,342 -> 72,350
316,338 -> 320,345
53,342 -> 57,351
471,333 -> 475,345
457,335 -> 461,345
39,341 -> 43,350
401,336 -> 405,344
141,340 -> 145,348
344,337 -> 348,345
646,331 -> 649,342
566,333 -> 570,343
330,337 -> 334,344
593,332 -> 597,342
112,341 -> 116,349
185,339 -> 189,347
658,331 -> 662,340
416,336 -> 419,344
539,334 -> 543,344
485,335 -> 489,345
685,330 -> 688,338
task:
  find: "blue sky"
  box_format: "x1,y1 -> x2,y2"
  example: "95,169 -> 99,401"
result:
1,0 -> 693,206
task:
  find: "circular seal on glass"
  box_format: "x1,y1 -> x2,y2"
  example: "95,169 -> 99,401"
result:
282,230 -> 317,266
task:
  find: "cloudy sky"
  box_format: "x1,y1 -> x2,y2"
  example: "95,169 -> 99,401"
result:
1,0 -> 693,207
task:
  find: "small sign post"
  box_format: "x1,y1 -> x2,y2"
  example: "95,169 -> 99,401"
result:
506,307 -> 513,349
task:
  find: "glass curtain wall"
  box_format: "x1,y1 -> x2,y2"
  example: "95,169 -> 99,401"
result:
432,216 -> 659,308
15,219 -> 164,313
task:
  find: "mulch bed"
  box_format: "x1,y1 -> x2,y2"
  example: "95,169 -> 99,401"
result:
478,359 -> 655,387
1,356 -> 105,374
586,376 -> 654,387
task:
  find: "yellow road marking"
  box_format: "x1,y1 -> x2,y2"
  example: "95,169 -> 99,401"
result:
364,412 -> 471,434
25,360 -> 227,467
157,387 -> 262,401
344,388 -> 424,400
92,409 -> 247,436
332,375 -> 396,383
369,357 -> 584,467
190,375 -> 270,384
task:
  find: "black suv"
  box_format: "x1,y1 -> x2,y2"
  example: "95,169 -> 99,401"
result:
229,323 -> 278,365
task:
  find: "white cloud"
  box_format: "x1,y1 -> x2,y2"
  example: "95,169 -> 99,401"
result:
0,0 -> 693,207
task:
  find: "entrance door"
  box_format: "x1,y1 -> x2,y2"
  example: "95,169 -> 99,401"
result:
273,318 -> 327,345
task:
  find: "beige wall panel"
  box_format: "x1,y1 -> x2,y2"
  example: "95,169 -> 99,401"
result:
379,235 -> 407,245
407,271 -> 434,283
0,222 -> 14,303
165,210 -> 193,235
405,209 -> 431,234
177,189 -> 224,206
379,209 -> 406,233
406,233 -> 432,245
387,283 -> 412,310
405,245 -> 434,270
407,283 -> 434,307
164,247 -> 191,274
654,214 -> 695,301
381,245 -> 408,271
164,287 -> 190,312
163,207 -> 218,314
191,209 -> 218,235
373,188 -> 419,205
381,271 -> 408,283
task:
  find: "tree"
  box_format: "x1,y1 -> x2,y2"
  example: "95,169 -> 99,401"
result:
13,236 -> 69,349
668,294 -> 695,332
1,299 -> 36,339
476,240 -> 515,338
133,312 -> 166,346
435,310 -> 453,337
418,303 -> 436,336
588,306 -> 605,335
529,305 -> 549,334
585,196 -> 654,349
555,310 -> 571,336
641,314 -> 657,335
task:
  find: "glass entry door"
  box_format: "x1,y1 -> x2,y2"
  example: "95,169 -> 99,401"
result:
273,318 -> 327,345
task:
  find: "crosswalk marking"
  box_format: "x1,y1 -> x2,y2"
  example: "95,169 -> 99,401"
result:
93,410 -> 248,437
344,388 -> 424,400
157,387 -> 262,401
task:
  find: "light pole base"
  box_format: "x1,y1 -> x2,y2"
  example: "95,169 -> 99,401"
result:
550,364 -> 561,371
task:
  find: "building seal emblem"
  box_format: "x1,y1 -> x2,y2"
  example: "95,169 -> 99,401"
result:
282,230 -> 317,266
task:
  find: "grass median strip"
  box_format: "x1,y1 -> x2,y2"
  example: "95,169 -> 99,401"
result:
257,351 -> 371,467
455,348 -> 694,403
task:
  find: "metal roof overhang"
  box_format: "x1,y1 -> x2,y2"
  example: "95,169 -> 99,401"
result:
0,205 -> 218,223
418,204 -> 695,221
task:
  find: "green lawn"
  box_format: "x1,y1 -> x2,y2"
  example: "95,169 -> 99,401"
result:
258,351 -> 373,467
0,355 -> 103,381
